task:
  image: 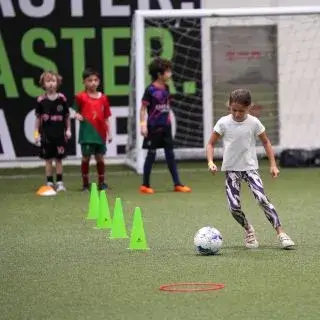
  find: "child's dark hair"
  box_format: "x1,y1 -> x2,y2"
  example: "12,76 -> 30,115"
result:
228,88 -> 252,107
148,58 -> 172,81
82,68 -> 100,80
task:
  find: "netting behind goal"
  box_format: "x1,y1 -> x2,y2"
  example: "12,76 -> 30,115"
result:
126,8 -> 320,174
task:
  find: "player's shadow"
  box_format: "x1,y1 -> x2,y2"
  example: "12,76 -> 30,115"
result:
181,244 -> 296,258
222,244 -> 296,252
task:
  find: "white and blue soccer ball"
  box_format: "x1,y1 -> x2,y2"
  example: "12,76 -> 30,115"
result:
194,226 -> 223,255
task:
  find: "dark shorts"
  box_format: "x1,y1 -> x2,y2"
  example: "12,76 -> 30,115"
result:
142,125 -> 173,149
81,143 -> 107,157
40,142 -> 67,160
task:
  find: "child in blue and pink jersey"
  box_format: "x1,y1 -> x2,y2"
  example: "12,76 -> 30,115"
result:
139,58 -> 191,194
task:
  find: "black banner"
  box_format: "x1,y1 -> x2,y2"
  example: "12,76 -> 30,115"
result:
0,0 -> 201,160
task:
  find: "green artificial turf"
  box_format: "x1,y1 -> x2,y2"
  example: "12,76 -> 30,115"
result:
1,161 -> 319,320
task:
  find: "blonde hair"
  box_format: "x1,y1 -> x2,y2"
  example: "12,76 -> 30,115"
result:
39,71 -> 62,89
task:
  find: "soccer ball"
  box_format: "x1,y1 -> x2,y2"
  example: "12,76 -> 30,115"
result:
194,226 -> 223,255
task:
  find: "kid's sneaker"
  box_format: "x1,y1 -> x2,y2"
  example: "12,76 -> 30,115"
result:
46,181 -> 54,188
278,233 -> 295,249
174,185 -> 192,192
56,181 -> 66,192
82,184 -> 90,192
99,182 -> 109,191
140,185 -> 155,194
244,225 -> 259,249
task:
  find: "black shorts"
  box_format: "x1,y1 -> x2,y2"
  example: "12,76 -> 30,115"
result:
142,125 -> 173,149
40,141 -> 67,160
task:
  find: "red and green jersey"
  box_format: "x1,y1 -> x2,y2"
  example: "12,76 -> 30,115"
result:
74,91 -> 111,145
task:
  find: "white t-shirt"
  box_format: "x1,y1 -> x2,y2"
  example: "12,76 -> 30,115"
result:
213,114 -> 265,171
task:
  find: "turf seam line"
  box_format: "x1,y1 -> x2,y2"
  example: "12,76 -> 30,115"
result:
0,167 -> 207,180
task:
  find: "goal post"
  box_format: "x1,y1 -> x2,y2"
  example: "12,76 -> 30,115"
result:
126,6 -> 320,174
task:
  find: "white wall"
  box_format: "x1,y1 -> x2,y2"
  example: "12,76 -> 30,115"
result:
203,0 -> 320,148
203,0 -> 320,8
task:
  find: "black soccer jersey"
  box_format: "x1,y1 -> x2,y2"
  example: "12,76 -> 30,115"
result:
35,93 -> 69,143
142,83 -> 171,127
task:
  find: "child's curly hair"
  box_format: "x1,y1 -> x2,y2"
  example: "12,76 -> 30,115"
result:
148,58 -> 172,81
39,71 -> 63,89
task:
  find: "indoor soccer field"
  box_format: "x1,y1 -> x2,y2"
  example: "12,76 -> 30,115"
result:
1,161 -> 320,320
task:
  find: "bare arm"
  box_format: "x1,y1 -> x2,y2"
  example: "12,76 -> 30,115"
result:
259,132 -> 276,166
206,132 -> 221,173
106,117 -> 112,142
259,131 -> 279,177
65,115 -> 71,132
206,132 -> 221,163
140,104 -> 147,124
140,104 -> 148,136
73,99 -> 83,121
34,116 -> 41,144
34,116 -> 40,133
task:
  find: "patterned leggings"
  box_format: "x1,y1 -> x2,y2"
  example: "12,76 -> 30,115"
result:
225,170 -> 281,229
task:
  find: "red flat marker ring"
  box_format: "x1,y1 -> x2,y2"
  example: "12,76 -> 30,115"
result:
159,282 -> 225,292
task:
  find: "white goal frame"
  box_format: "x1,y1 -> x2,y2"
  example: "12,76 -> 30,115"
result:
128,6 -> 320,174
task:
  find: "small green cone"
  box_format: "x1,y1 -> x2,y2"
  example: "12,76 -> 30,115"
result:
96,190 -> 112,229
109,198 -> 128,239
128,207 -> 149,250
86,183 -> 99,220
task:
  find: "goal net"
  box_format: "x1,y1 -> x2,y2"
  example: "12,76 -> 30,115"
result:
126,6 -> 320,174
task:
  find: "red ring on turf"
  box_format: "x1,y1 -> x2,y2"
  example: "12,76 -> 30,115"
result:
159,282 -> 225,292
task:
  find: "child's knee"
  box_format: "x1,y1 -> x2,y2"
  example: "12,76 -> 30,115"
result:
164,148 -> 175,160
94,154 -> 104,162
229,203 -> 241,214
256,194 -> 269,206
82,156 -> 90,163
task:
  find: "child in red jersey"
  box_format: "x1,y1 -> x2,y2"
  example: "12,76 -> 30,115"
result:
35,71 -> 71,191
73,68 -> 112,191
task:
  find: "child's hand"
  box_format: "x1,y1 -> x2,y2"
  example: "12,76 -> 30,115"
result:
34,131 -> 40,145
75,113 -> 84,121
34,136 -> 41,145
208,161 -> 218,174
65,130 -> 72,140
107,132 -> 113,143
140,123 -> 148,137
270,165 -> 279,178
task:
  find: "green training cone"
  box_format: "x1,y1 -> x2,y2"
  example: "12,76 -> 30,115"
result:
96,190 -> 112,229
128,207 -> 149,250
86,183 -> 99,220
109,197 -> 128,239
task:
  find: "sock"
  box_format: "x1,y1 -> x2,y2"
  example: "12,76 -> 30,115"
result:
81,160 -> 89,187
164,148 -> 181,186
143,150 -> 156,187
96,161 -> 105,185
46,176 -> 54,183
56,174 -> 63,182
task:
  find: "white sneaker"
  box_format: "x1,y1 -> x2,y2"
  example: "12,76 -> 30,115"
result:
46,182 -> 54,188
245,225 -> 259,249
278,233 -> 295,249
56,182 -> 66,192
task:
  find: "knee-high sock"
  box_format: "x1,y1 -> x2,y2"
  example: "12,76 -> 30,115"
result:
143,150 -> 156,187
81,160 -> 89,186
96,161 -> 105,185
164,148 -> 181,186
